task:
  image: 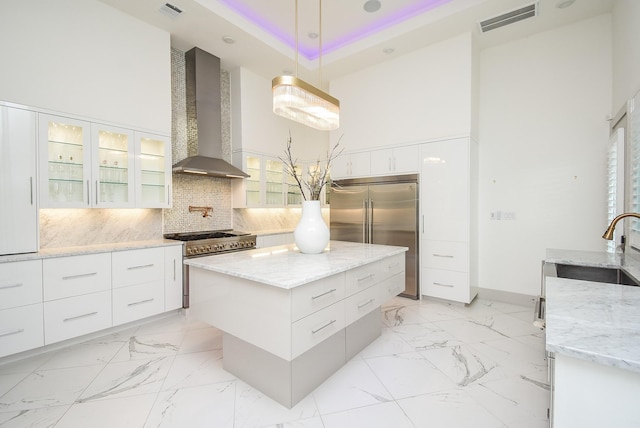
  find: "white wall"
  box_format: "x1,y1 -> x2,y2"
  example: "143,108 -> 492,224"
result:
230,67 -> 328,161
0,0 -> 171,134
612,0 -> 640,111
478,14 -> 612,296
329,33 -> 474,150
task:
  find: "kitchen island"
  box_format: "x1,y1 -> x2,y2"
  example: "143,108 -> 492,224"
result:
185,240 -> 407,408
544,249 -> 640,427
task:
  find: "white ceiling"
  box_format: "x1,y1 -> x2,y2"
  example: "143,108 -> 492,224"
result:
99,0 -> 615,83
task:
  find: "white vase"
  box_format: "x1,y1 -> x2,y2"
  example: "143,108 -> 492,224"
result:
294,200 -> 330,254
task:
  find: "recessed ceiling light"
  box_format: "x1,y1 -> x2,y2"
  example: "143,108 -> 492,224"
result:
383,47 -> 395,54
159,2 -> 183,19
363,0 -> 381,13
222,35 -> 235,44
283,69 -> 293,76
307,32 -> 319,40
556,0 -> 575,8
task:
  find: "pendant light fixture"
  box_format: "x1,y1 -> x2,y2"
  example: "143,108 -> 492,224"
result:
272,0 -> 340,131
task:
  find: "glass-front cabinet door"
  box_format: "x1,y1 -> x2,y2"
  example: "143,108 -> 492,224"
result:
286,164 -> 303,205
265,158 -> 283,206
245,155 -> 261,206
92,124 -> 134,207
39,114 -> 91,208
135,132 -> 171,208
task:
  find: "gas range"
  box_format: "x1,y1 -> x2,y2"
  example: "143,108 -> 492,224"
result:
164,230 -> 256,258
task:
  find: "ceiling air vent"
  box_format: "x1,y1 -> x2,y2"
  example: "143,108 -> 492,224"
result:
159,2 -> 183,19
478,2 -> 538,33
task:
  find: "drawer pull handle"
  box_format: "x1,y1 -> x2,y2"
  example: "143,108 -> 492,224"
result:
387,262 -> 400,269
311,288 -> 337,300
128,298 -> 154,307
64,311 -> 98,322
62,272 -> 97,280
0,283 -> 23,290
434,282 -> 454,288
311,319 -> 337,334
357,273 -> 375,282
358,298 -> 376,309
433,254 -> 454,258
0,328 -> 24,338
127,264 -> 154,270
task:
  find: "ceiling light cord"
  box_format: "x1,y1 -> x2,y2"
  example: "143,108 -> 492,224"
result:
319,0 -> 323,90
295,0 -> 299,77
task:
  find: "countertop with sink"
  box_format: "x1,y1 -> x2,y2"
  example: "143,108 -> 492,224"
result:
545,248 -> 640,373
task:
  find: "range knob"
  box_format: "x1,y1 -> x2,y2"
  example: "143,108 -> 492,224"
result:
186,247 -> 194,255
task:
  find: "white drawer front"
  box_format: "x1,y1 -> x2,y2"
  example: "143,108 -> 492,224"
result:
0,260 -> 43,310
112,248 -> 164,289
0,303 -> 44,357
291,273 -> 345,322
113,280 -> 165,326
292,301 -> 345,359
422,268 -> 470,303
423,241 -> 468,272
44,290 -> 112,344
345,254 -> 405,297
376,272 -> 406,304
43,253 -> 111,301
345,285 -> 382,325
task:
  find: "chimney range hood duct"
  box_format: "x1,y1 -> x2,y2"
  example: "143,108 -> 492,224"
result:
172,47 -> 249,178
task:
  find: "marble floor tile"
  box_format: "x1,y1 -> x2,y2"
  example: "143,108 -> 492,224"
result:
410,300 -> 467,322
161,349 -> 235,391
468,312 -> 544,338
55,393 -> 157,428
233,380 -> 320,428
365,352 -> 458,399
0,353 -> 51,376
470,337 -> 548,378
434,318 -> 510,343
0,365 -> 104,411
420,344 -> 505,388
144,381 -> 236,428
356,327 -> 415,359
0,372 -> 30,397
177,326 -> 223,354
37,337 -> 126,370
391,321 -> 464,351
398,389 -> 509,428
0,404 -> 69,428
110,332 -> 184,362
311,359 -> 393,415
449,298 -> 504,317
380,303 -> 425,327
78,356 -> 173,402
259,417 -> 325,428
321,401 -> 415,428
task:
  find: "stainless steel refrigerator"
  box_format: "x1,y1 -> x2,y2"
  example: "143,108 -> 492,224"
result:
330,174 -> 419,299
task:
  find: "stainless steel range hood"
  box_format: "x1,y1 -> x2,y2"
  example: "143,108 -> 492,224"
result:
172,47 -> 249,178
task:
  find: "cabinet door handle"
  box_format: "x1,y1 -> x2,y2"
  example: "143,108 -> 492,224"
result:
29,177 -> 34,205
311,319 -> 337,334
357,273 -> 375,282
173,259 -> 176,281
86,180 -> 91,206
388,157 -> 392,171
0,282 -> 23,290
127,263 -> 154,270
64,311 -> 98,322
62,272 -> 97,280
433,254 -> 454,258
311,288 -> 337,300
0,328 -> 24,338
358,298 -> 376,309
95,180 -> 99,205
127,298 -> 154,307
434,282 -> 454,288
167,184 -> 171,205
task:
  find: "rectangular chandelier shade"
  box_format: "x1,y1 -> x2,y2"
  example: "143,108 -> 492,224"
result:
272,75 -> 340,131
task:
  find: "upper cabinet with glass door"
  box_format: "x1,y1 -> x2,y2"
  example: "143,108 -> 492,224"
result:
92,124 -> 134,208
135,132 -> 171,208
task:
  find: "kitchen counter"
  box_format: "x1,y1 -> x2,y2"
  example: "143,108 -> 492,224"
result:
0,239 -> 183,263
545,248 -> 640,372
185,240 -> 408,289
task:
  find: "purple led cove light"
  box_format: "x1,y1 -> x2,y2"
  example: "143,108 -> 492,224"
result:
219,0 -> 454,60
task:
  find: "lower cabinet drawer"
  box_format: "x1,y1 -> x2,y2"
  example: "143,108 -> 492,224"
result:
376,272 -> 406,303
423,240 -> 468,271
112,248 -> 164,289
291,273 -> 345,322
291,301 -> 345,359
44,290 -> 112,345
345,253 -> 405,296
43,253 -> 111,301
345,284 -> 382,325
0,260 -> 43,310
112,281 -> 165,326
422,268 -> 470,303
0,303 -> 44,358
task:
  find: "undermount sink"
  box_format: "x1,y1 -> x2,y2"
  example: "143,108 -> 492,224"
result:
555,263 -> 640,286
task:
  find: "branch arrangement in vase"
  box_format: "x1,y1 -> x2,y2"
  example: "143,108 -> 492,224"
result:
280,132 -> 343,201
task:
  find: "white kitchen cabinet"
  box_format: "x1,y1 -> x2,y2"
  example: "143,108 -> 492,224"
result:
420,137 -> 477,304
135,132 -> 171,208
0,105 -> 38,255
232,152 -> 286,207
332,151 -> 370,179
370,145 -> 418,176
43,253 -> 111,301
164,245 -> 183,311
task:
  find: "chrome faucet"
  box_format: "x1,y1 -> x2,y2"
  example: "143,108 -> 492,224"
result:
602,212 -> 640,240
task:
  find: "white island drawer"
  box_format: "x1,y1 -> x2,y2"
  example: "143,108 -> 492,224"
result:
0,260 -> 43,310
292,301 -> 345,359
291,273 -> 345,322
345,284 -> 382,325
377,272 -> 405,302
43,253 -> 111,301
423,241 -> 468,272
112,248 -> 164,289
422,268 -> 469,303
113,280 -> 165,325
0,303 -> 44,357
345,253 -> 404,296
44,290 -> 112,344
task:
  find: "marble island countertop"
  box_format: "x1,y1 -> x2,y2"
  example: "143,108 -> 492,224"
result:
185,240 -> 407,289
545,248 -> 640,373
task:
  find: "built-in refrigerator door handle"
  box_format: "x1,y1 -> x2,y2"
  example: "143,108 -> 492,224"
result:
369,199 -> 374,243
362,199 -> 368,243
